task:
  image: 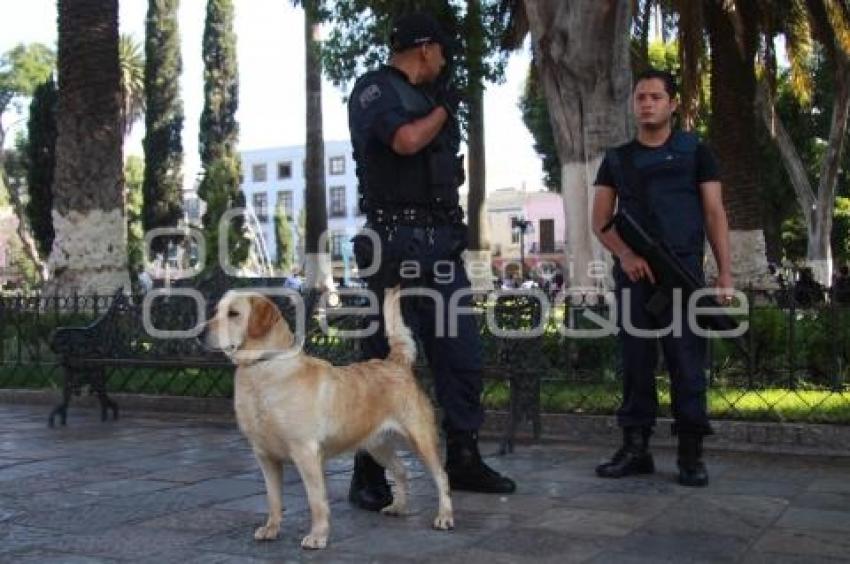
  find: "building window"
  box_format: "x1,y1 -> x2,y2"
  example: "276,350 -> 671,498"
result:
252,192 -> 268,222
329,186 -> 346,218
329,156 -> 346,176
277,161 -> 292,180
184,198 -> 200,223
330,232 -> 345,260
252,163 -> 267,183
276,190 -> 293,219
510,216 -> 520,244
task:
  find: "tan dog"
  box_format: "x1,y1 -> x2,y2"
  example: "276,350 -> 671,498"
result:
205,287 -> 453,549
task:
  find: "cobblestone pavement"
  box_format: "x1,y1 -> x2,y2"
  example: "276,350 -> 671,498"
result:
1,404 -> 849,563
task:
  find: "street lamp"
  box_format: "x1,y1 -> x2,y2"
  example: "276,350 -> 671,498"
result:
511,217 -> 532,281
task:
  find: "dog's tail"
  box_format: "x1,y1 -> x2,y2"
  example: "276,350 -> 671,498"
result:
384,286 -> 416,367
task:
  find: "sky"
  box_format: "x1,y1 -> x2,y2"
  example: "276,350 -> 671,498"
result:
0,0 -> 546,195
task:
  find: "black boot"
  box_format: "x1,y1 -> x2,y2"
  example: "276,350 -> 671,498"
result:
445,431 -> 516,494
595,427 -> 655,478
348,451 -> 393,511
677,433 -> 709,487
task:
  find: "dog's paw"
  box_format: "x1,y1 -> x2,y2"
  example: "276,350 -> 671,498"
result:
433,513 -> 454,531
301,533 -> 328,550
380,502 -> 407,517
254,523 -> 280,541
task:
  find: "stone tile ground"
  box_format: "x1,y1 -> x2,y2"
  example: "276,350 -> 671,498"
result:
0,404 -> 848,563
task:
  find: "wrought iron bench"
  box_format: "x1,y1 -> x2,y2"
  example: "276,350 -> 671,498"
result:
48,278 -> 548,451
46,270 -> 300,427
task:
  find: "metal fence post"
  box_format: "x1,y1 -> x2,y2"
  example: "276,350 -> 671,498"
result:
747,285 -> 755,389
789,287 -> 797,391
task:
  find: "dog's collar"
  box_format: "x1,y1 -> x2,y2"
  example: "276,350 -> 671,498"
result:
239,350 -> 291,368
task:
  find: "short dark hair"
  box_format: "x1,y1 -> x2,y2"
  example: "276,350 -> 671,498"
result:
634,68 -> 677,99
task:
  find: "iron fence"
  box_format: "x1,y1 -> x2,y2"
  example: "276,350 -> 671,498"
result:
1,288 -> 848,425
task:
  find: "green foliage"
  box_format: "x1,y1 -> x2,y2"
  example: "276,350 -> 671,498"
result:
198,0 -> 247,270
198,157 -> 249,268
3,134 -> 28,199
142,1 -> 184,253
24,77 -> 57,258
321,1 -> 509,126
274,211 -> 295,273
834,197 -> 850,264
0,43 -> 54,111
125,155 -> 145,277
199,0 -> 239,166
119,34 -> 145,136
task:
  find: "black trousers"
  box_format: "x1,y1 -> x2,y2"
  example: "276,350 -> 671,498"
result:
613,262 -> 713,436
355,223 -> 484,432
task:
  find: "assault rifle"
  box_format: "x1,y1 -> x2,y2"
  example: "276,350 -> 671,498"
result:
602,209 -> 749,359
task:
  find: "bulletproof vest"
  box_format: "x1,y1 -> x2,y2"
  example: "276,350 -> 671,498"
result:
610,131 -> 704,256
359,68 -> 462,210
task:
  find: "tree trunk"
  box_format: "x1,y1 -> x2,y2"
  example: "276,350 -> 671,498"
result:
704,0 -> 772,287
808,57 -> 850,284
523,0 -> 633,290
464,0 -> 492,290
0,172 -> 49,282
48,0 -> 129,295
303,2 -> 332,292
0,119 -> 49,283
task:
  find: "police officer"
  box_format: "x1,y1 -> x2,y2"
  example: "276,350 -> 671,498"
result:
346,12 -> 516,511
591,68 -> 733,487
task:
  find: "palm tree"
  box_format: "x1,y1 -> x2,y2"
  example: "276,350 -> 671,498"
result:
48,0 -> 129,294
119,34 -> 145,138
301,0 -> 332,292
465,0 -> 493,290
702,0 -> 773,286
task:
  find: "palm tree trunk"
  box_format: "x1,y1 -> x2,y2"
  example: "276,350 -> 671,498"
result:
48,0 -> 129,295
303,1 -> 332,292
523,0 -> 633,290
464,0 -> 492,290
704,0 -> 772,287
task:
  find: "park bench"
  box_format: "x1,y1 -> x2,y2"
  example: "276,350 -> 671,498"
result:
48,276 -> 548,451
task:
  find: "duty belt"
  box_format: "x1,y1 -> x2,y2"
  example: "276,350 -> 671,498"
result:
367,205 -> 462,226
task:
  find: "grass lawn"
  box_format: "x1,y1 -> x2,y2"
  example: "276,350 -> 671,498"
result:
3,363 -> 848,424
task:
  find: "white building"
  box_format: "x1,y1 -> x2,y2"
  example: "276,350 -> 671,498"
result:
234,140 -> 364,273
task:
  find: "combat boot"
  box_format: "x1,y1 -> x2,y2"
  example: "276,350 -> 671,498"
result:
596,426 -> 655,478
677,433 -> 709,487
445,430 -> 516,494
348,451 -> 393,511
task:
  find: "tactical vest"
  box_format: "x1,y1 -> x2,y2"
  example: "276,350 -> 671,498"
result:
359,67 -> 463,210
609,131 -> 705,257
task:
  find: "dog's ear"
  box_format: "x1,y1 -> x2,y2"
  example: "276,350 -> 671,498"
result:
247,297 -> 281,340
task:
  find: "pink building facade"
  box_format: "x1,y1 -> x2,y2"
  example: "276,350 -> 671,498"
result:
486,189 -> 567,281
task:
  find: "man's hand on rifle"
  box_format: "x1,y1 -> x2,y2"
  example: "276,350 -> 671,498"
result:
619,249 -> 656,284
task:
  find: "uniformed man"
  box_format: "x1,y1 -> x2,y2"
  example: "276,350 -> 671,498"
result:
591,68 -> 733,487
346,12 -> 516,511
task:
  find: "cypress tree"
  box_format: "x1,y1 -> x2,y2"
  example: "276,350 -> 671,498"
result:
24,77 -> 57,258
274,211 -> 294,274
198,0 -> 247,269
142,0 -> 184,254
125,155 -> 145,278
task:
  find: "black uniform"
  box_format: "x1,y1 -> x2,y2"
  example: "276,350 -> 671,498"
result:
595,131 -> 720,436
348,65 -> 483,433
